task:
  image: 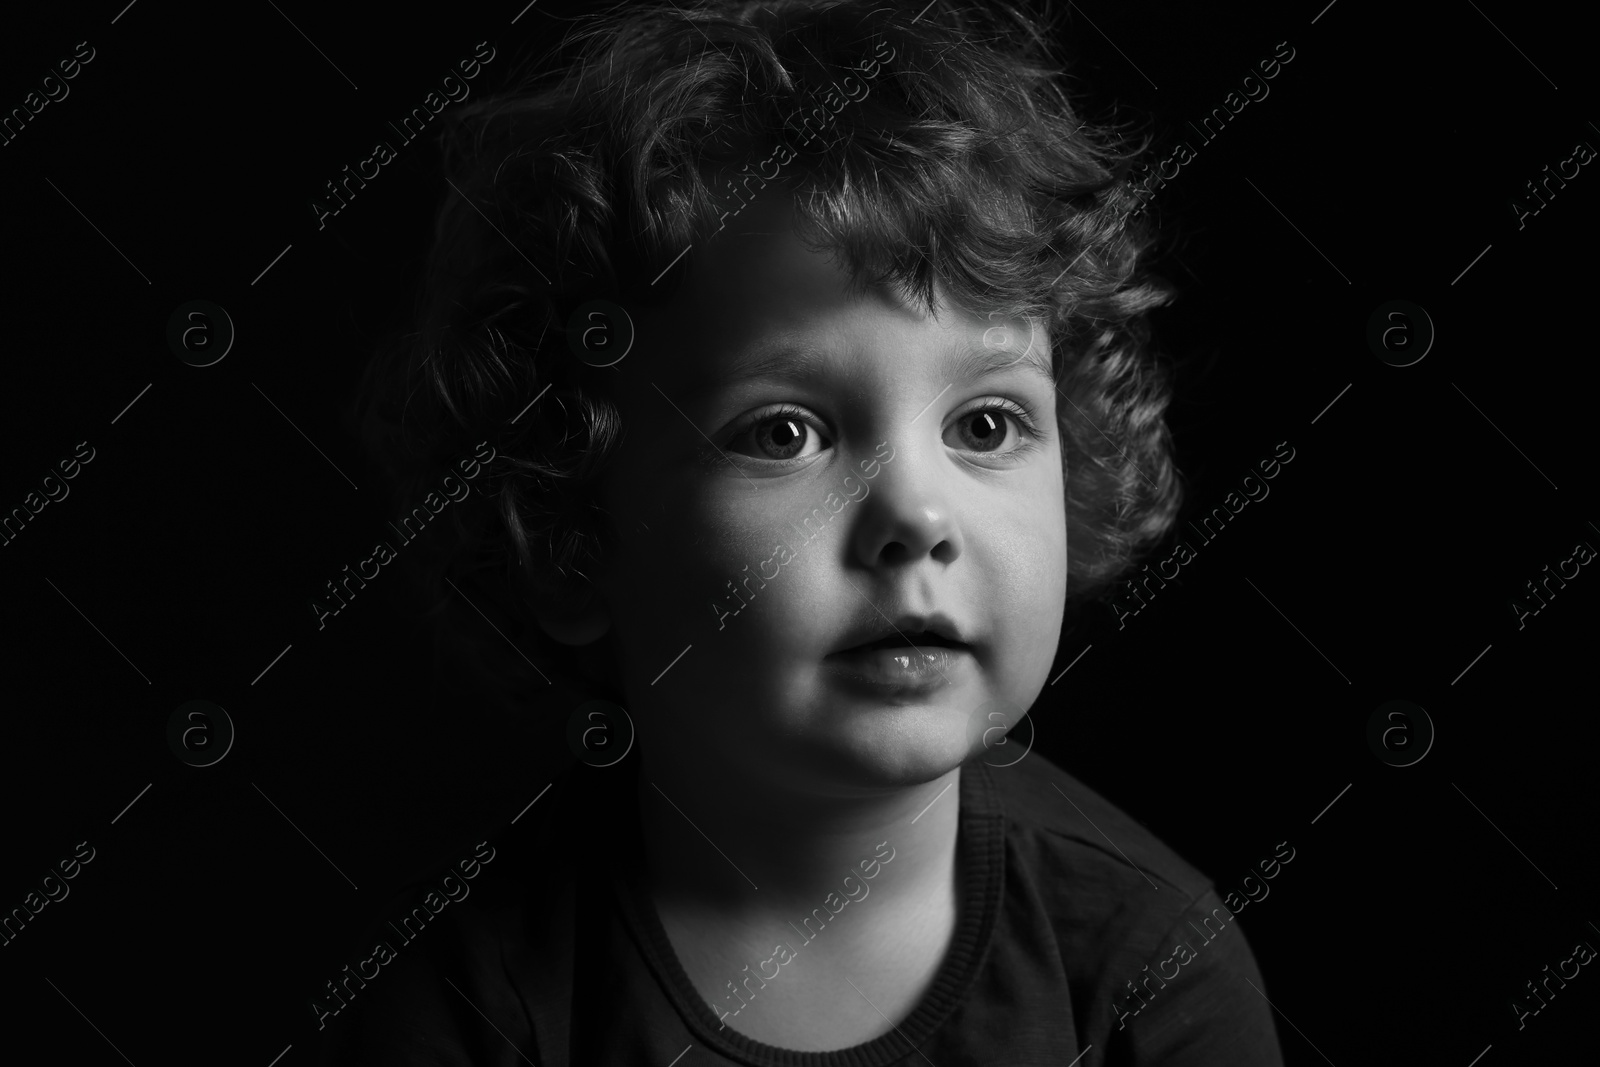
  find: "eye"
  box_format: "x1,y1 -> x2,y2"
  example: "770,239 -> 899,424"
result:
726,404 -> 830,462
943,401 -> 1040,454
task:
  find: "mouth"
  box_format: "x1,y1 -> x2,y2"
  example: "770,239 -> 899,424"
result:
837,631 -> 970,655
825,631 -> 975,692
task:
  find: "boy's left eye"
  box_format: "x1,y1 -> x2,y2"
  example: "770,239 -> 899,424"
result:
944,405 -> 1034,454
724,401 -> 1040,463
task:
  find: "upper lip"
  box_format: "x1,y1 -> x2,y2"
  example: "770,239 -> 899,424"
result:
832,612 -> 971,654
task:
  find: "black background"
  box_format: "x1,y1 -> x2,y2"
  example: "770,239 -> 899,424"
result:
1,1 -> 1595,1064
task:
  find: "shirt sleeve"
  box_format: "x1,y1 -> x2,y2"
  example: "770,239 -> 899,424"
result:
1106,889 -> 1285,1066
313,899 -> 544,1067
315,949 -> 480,1066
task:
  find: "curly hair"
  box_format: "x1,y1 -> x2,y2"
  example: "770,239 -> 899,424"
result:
351,0 -> 1185,707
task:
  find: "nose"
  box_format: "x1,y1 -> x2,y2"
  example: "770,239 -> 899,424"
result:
847,438 -> 964,568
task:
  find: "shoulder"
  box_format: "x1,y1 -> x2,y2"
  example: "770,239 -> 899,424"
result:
972,749 -> 1229,974
979,749 -> 1216,902
973,754 -> 1286,1061
313,779 -> 592,1065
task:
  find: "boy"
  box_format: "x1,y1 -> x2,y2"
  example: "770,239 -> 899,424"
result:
327,0 -> 1285,1062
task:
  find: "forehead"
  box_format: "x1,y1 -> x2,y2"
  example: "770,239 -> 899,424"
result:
649,193 -> 1051,394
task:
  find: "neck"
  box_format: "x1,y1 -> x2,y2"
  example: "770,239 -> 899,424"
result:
634,749 -> 963,922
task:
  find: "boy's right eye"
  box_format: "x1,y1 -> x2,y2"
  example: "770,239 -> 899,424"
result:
725,404 -> 831,463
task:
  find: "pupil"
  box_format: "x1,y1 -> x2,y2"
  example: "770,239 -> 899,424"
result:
765,418 -> 803,457
973,413 -> 998,439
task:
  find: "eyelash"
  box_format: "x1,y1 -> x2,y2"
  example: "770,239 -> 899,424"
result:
723,399 -> 1046,464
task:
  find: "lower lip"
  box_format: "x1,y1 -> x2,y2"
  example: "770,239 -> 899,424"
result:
823,645 -> 973,692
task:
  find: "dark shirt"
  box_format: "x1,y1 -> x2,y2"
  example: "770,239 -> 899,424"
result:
316,747 -> 1284,1065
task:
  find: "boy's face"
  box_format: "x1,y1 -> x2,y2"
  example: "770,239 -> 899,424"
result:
588,193 -> 1068,794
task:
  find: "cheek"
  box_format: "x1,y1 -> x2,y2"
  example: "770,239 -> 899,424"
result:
978,471 -> 1068,666
600,461 -> 795,662
994,456 -> 1068,589
996,522 -> 1067,618
600,488 -> 842,749
671,494 -> 837,648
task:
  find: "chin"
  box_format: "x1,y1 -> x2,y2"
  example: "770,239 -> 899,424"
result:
813,718 -> 974,790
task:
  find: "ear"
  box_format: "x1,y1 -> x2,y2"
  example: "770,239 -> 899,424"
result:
533,587 -> 612,647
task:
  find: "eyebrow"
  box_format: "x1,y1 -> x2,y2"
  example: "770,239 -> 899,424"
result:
683,337 -> 1057,400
